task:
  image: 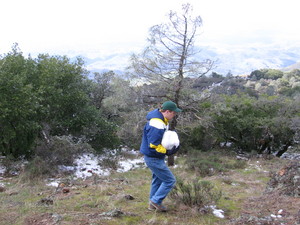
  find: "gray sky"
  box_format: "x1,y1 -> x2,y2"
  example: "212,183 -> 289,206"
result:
1,0 -> 299,57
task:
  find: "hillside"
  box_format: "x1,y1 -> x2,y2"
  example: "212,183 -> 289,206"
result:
282,61 -> 300,72
81,43 -> 300,76
1,150 -> 300,225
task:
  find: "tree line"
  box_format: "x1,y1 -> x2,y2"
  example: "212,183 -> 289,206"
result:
1,44 -> 299,160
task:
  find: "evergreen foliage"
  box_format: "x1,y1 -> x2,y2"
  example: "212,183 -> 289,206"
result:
0,45 -> 119,159
187,94 -> 299,154
170,177 -> 222,207
0,46 -> 39,158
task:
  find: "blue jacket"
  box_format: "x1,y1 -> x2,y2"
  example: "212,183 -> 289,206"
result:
140,109 -> 169,159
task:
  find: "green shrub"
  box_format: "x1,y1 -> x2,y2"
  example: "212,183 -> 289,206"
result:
186,150 -> 247,177
34,135 -> 90,166
21,156 -> 55,181
170,177 -> 222,207
183,126 -> 216,151
188,158 -> 224,176
226,159 -> 247,170
1,155 -> 25,176
99,157 -> 119,170
20,135 -> 93,180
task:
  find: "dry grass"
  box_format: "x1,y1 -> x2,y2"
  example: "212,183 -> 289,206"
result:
0,154 -> 299,225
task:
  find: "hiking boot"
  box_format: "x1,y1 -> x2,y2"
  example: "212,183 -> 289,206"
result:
148,202 -> 156,211
149,200 -> 167,212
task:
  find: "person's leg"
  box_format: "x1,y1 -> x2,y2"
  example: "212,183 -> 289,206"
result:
150,163 -> 176,205
144,156 -> 176,205
150,173 -> 162,200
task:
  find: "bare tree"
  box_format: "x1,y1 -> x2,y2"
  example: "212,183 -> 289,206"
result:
129,3 -> 215,165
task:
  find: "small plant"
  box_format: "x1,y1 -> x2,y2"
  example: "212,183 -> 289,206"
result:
99,157 -> 119,170
1,155 -> 25,176
20,135 -> 93,181
186,150 -> 247,177
221,177 -> 234,185
20,156 -> 56,181
34,135 -> 89,166
169,177 -> 222,208
227,159 -> 247,170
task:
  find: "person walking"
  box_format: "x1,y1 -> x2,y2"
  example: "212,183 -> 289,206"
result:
140,101 -> 182,212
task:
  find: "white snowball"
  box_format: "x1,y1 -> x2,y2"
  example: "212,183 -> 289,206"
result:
161,130 -> 180,150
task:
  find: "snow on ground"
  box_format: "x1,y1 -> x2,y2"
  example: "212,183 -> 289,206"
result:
270,209 -> 284,219
72,150 -> 145,179
0,148 -> 145,187
0,161 -> 6,187
0,165 -> 5,175
210,205 -> 225,218
73,153 -> 111,178
117,158 -> 144,173
46,149 -> 145,186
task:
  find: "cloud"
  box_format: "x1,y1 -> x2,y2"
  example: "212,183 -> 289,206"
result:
1,0 -> 299,57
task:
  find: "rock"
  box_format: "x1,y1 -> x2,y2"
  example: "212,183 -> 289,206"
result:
99,208 -> 124,217
266,161 -> 300,197
62,188 -> 70,193
0,186 -> 5,192
38,197 -> 54,205
231,214 -> 276,224
51,213 -> 62,223
124,194 -> 134,200
297,210 -> 300,224
58,183 -> 66,188
236,155 -> 249,161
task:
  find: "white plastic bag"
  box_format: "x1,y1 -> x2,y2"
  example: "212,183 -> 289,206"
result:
161,130 -> 180,150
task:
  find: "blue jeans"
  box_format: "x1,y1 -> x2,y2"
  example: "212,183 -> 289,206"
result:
144,156 -> 176,205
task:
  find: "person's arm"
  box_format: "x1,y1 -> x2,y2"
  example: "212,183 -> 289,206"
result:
166,145 -> 180,156
147,118 -> 167,154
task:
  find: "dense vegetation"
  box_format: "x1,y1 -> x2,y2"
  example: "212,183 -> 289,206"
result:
0,44 -> 299,164
0,45 -> 119,160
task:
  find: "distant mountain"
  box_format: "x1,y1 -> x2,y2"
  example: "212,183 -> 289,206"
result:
81,53 -> 130,74
204,44 -> 300,75
281,61 -> 300,72
81,43 -> 300,76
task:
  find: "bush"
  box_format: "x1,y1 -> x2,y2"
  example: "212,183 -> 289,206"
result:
0,47 -> 40,158
0,47 -> 120,159
34,135 -> 90,166
21,135 -> 93,180
98,157 -> 119,170
184,126 -> 216,151
266,161 -> 300,197
169,177 -> 222,208
188,158 -> 223,176
208,94 -> 298,154
84,115 -> 120,152
186,150 -> 247,177
20,156 -> 55,181
1,155 -> 26,177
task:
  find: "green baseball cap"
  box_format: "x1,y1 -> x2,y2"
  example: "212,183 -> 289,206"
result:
161,101 -> 182,112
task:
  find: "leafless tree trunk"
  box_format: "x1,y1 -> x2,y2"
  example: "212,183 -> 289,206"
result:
128,3 -> 215,166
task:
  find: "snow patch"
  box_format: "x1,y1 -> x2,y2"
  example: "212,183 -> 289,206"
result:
210,205 -> 225,218
45,150 -> 145,185
117,158 -> 144,173
47,180 -> 60,187
73,153 -> 111,179
0,165 -> 5,175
